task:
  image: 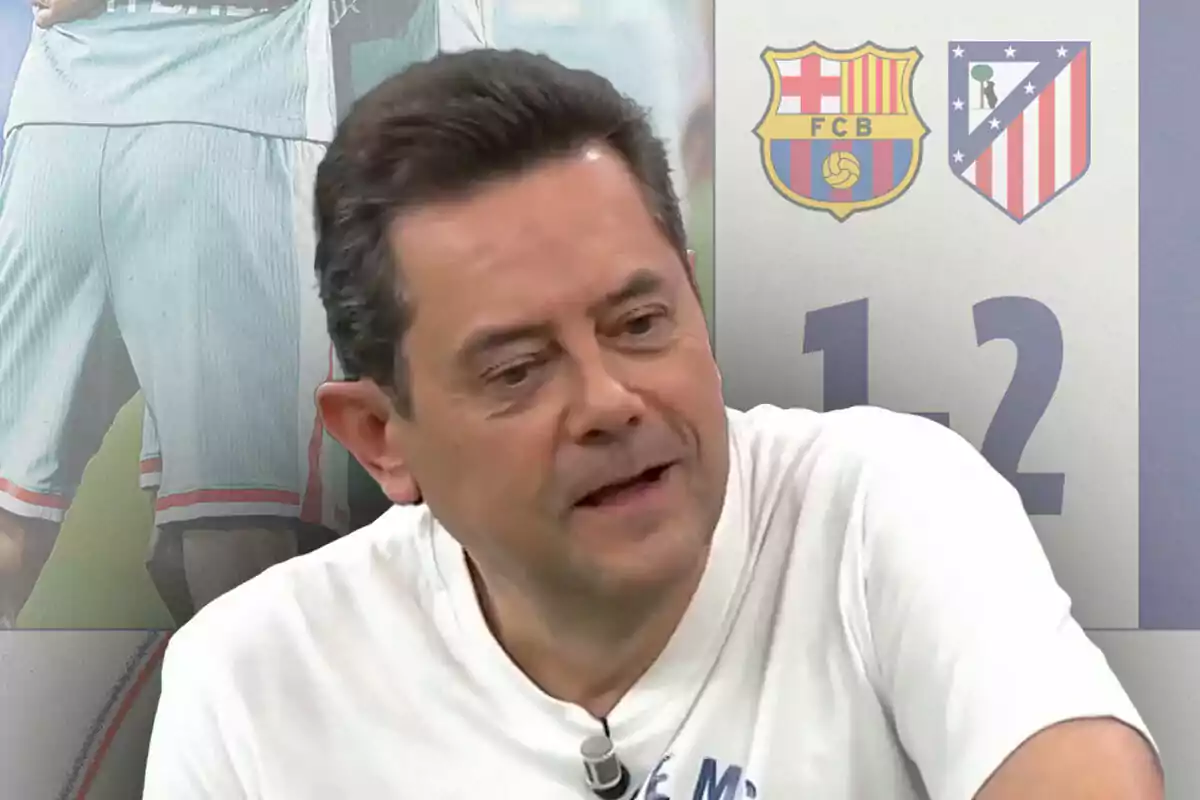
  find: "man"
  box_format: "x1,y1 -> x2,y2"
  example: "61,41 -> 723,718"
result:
327,0 -> 492,530
143,50 -> 1164,798
0,0 -> 347,626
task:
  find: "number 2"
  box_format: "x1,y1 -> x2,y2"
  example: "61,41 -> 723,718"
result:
973,297 -> 1064,515
802,297 -> 1065,515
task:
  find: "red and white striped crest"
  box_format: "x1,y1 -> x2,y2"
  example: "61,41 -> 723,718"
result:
948,41 -> 1091,223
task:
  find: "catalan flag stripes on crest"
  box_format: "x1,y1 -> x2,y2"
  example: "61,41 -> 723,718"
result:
774,54 -> 909,117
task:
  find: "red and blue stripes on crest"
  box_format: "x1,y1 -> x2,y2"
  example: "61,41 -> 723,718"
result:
769,138 -> 913,202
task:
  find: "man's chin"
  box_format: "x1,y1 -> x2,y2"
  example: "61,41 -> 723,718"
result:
567,518 -> 708,596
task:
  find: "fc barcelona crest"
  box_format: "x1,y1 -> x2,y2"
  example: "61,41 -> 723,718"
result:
754,42 -> 929,221
948,41 -> 1091,223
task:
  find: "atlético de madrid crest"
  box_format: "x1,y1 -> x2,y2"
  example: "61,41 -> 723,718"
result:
754,41 -> 930,222
948,41 -> 1092,223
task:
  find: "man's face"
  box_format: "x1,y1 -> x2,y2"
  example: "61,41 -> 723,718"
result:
386,147 -> 729,597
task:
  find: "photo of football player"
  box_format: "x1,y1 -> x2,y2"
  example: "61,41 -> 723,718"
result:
0,0 -> 350,627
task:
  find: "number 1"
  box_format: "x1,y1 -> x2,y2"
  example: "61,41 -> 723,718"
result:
802,299 -> 869,411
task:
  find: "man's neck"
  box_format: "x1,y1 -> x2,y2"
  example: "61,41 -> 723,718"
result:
467,554 -> 707,719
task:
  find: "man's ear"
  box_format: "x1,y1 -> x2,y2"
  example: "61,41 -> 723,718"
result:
316,381 -> 421,505
686,249 -> 697,278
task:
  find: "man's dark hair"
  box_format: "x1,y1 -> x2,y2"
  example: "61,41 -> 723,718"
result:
313,48 -> 688,416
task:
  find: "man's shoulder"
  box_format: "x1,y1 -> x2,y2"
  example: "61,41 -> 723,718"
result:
728,403 -> 969,483
168,504 -> 440,666
726,403 -> 997,550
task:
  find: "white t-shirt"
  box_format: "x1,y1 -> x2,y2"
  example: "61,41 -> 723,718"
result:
143,405 -> 1156,799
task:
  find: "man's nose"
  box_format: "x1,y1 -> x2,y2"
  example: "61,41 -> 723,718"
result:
563,347 -> 648,443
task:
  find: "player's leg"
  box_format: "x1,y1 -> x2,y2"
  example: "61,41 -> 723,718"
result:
0,514 -> 56,627
141,410 -> 322,618
0,125 -> 134,625
103,123 -> 348,617
178,521 -> 303,610
142,447 -> 336,618
136,407 -> 198,624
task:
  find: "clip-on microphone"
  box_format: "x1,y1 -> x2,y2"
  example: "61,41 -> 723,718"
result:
580,718 -> 630,799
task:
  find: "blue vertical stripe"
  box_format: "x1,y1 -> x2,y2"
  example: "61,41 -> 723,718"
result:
892,139 -> 914,190
1139,3 -> 1200,629
770,139 -> 792,192
850,140 -> 875,202
809,139 -> 834,202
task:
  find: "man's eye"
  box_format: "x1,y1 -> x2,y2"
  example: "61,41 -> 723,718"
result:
485,359 -> 539,388
626,314 -> 659,335
621,308 -> 671,339
497,365 -> 530,386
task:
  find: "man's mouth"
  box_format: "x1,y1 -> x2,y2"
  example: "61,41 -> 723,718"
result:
574,463 -> 674,508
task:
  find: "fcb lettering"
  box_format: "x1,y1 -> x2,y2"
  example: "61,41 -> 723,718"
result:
754,41 -> 929,221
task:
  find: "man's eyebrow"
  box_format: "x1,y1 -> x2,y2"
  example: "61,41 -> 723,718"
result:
455,321 -> 554,368
588,268 -> 667,316
453,269 -> 668,367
